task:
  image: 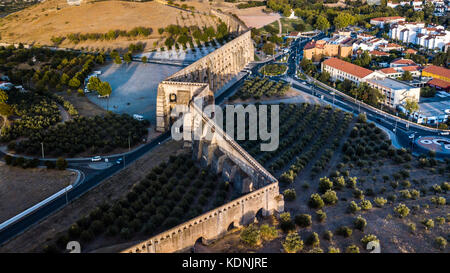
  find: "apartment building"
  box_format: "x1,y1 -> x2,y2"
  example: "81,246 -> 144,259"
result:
303,37 -> 354,61
366,78 -> 421,107
389,22 -> 450,51
321,57 -> 420,107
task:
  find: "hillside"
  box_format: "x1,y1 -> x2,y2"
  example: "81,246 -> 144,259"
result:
0,0 -> 221,51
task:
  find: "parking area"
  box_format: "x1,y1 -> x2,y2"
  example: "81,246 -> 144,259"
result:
86,62 -> 182,123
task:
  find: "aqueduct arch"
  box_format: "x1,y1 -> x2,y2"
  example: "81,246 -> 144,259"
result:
125,22 -> 284,254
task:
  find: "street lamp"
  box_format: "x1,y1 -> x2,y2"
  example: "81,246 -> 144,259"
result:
330,91 -> 335,107
41,142 -> 45,159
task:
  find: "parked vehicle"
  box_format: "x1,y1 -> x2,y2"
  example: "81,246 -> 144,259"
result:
116,158 -> 123,165
91,156 -> 101,162
133,114 -> 144,121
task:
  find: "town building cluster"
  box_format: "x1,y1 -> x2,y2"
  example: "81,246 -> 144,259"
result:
321,57 -> 421,108
389,21 -> 450,51
386,0 -> 449,16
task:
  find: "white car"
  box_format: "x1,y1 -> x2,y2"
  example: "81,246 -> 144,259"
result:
91,156 -> 102,162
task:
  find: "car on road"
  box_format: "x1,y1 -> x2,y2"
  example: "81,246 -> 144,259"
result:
439,131 -> 449,136
91,156 -> 102,162
116,158 -> 123,165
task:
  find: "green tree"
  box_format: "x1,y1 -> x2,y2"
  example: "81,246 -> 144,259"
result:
56,157 -> 68,170
283,232 -> 303,253
262,42 -> 275,55
315,16 -> 330,31
68,77 -> 81,88
98,82 -> 112,97
87,76 -> 101,92
404,98 -> 419,114
401,71 -> 413,81
141,56 -> 148,63
114,55 -> 122,65
333,13 -> 355,29
124,52 -> 132,64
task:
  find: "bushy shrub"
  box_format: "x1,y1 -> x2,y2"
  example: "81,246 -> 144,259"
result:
283,188 -> 296,201
295,214 -> 312,228
374,197 -> 387,207
422,219 -> 434,230
435,216 -> 445,225
318,177 -> 333,193
279,212 -> 295,232
316,210 -> 327,223
394,203 -> 410,218
323,230 -> 333,241
348,201 -> 361,213
305,232 -> 320,247
322,190 -> 338,205
260,224 -> 278,241
435,236 -> 447,250
328,247 -> 340,253
360,199 -> 372,210
353,189 -> 364,200
361,234 -> 378,248
336,226 -> 352,238
345,244 -> 360,253
240,224 -> 261,247
308,193 -> 324,209
354,215 -> 367,231
431,196 -> 446,206
282,232 -> 303,253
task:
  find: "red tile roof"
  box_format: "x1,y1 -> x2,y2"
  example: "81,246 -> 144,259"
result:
401,66 -> 420,72
369,50 -> 390,56
323,58 -> 374,79
379,68 -> 398,74
371,16 -> 404,22
428,78 -> 450,89
403,49 -> 417,54
392,58 -> 416,65
422,65 -> 450,79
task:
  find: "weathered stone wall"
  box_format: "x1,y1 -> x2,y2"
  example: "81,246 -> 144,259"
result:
156,31 -> 253,131
122,182 -> 283,253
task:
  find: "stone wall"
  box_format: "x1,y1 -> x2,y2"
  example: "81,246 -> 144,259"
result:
156,30 -> 254,132
122,182 -> 283,253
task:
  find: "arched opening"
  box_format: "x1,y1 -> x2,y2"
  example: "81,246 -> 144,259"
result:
192,237 -> 208,253
227,221 -> 237,232
255,208 -> 264,222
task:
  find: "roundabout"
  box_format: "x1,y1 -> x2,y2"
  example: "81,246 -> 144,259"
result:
415,136 -> 450,156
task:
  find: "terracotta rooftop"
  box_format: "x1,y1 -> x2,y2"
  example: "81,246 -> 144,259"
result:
371,16 -> 404,22
369,50 -> 390,56
401,66 -> 420,72
323,58 -> 374,79
392,58 -> 416,65
423,65 -> 450,79
403,49 -> 417,54
428,78 -> 450,89
379,68 -> 398,74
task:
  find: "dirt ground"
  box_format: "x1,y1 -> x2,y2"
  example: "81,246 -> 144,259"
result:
196,124 -> 449,253
222,6 -> 281,29
0,0 -> 220,51
0,139 -> 185,253
59,92 -> 106,117
0,164 -> 77,223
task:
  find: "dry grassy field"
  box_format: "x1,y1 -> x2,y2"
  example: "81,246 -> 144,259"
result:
0,164 -> 77,223
0,0 -> 221,51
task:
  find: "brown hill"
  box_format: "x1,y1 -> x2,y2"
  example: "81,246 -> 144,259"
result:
0,0 -> 220,51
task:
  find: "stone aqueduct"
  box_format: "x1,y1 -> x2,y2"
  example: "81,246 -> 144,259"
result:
123,23 -> 284,253
156,30 -> 254,132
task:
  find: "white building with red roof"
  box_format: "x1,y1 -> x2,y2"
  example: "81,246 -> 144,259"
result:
370,16 -> 405,28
